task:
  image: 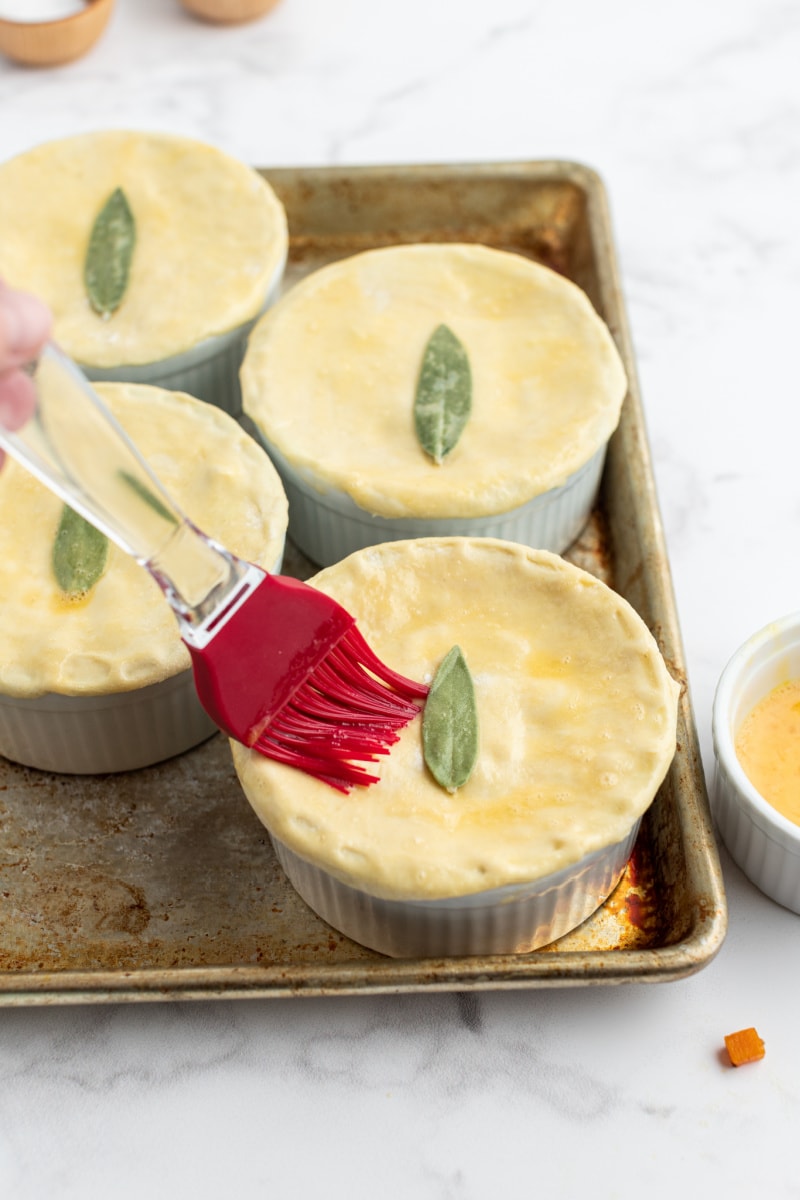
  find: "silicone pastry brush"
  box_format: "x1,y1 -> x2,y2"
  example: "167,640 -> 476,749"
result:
0,343 -> 427,791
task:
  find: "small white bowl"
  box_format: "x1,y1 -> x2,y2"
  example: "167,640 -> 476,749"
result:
270,821 -> 640,959
712,610 -> 800,914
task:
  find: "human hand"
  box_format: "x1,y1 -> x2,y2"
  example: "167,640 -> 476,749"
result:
0,281 -> 52,469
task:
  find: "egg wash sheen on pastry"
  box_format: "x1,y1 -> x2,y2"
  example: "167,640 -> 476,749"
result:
0,131 -> 288,366
232,539 -> 680,901
0,382 -> 288,698
241,243 -> 627,520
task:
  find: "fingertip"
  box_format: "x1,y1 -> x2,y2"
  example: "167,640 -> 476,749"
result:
0,284 -> 52,365
0,371 -> 38,432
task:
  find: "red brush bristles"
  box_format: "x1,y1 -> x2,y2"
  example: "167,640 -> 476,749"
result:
253,625 -> 428,792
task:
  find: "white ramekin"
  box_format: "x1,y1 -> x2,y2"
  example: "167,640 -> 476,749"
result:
269,820 -> 639,958
712,610 -> 800,915
83,256 -> 286,417
0,542 -> 285,776
0,670 -> 217,775
253,433 -> 606,567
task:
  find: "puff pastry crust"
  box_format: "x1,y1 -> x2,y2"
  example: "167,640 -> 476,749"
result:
233,538 -> 679,900
242,244 -> 627,519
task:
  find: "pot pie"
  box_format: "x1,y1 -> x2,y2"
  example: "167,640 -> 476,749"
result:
231,537 -> 680,957
241,243 -> 627,565
0,382 -> 289,774
0,130 -> 288,413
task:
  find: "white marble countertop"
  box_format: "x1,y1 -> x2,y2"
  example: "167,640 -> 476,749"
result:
1,1 -> 799,1196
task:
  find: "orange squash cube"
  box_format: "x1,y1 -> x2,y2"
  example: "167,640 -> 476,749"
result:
724,1027 -> 765,1067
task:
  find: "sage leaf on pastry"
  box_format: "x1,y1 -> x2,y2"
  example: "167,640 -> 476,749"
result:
52,504 -> 109,599
118,470 -> 178,525
423,645 -> 479,791
84,187 -> 136,317
414,324 -> 472,463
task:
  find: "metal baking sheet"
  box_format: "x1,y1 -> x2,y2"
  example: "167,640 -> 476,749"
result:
0,160 -> 727,1005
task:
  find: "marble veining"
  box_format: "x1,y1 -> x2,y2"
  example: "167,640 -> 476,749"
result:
2,1 -> 800,1196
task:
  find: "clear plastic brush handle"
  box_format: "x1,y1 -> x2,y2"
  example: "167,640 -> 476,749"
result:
0,342 -> 248,624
